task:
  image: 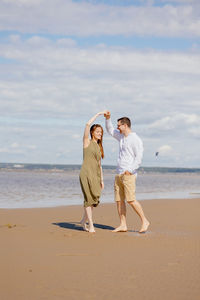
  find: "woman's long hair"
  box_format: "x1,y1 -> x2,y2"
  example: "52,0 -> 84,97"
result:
90,124 -> 104,159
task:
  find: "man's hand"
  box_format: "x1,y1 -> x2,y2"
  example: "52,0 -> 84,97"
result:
104,110 -> 111,119
124,171 -> 132,175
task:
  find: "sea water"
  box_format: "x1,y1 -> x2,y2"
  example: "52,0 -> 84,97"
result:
0,165 -> 200,208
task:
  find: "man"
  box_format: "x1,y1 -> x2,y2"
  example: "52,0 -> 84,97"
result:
104,111 -> 150,233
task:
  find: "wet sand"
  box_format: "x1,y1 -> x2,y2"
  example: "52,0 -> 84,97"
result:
1,198 -> 200,300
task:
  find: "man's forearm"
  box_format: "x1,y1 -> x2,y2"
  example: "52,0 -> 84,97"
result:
105,118 -> 114,136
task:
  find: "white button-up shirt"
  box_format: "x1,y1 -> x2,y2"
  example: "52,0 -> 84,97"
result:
106,118 -> 143,174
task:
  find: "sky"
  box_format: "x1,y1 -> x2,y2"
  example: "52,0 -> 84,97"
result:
0,0 -> 200,168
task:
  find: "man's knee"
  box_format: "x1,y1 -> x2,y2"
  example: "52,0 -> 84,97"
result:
128,200 -> 137,206
116,200 -> 126,205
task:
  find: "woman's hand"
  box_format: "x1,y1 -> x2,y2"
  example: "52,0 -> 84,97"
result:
104,110 -> 111,119
101,181 -> 104,190
86,111 -> 107,127
97,110 -> 108,116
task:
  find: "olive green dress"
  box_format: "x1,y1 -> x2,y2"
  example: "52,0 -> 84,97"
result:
79,140 -> 102,207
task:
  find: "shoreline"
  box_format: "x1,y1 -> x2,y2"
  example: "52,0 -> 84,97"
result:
1,192 -> 200,210
1,169 -> 200,209
1,198 -> 200,300
1,163 -> 200,173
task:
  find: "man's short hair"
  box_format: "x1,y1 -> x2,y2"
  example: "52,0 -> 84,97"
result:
117,117 -> 131,128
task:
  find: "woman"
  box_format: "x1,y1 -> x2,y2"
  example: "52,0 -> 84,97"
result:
79,111 -> 106,233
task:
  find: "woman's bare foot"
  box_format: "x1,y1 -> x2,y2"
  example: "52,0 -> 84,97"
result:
139,220 -> 150,233
80,220 -> 89,232
88,226 -> 95,233
112,225 -> 127,233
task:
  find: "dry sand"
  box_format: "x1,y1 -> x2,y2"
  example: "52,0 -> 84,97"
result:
1,198 -> 200,300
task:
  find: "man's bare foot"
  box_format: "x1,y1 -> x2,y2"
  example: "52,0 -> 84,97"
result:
139,220 -> 150,233
112,225 -> 127,233
80,220 -> 89,232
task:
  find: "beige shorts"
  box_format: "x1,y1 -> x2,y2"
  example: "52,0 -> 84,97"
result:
114,174 -> 136,202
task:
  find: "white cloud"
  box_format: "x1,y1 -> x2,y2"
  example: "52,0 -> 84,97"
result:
149,116 -> 173,130
0,142 -> 37,153
161,0 -> 198,3
0,147 -> 8,153
72,134 -> 81,139
0,36 -> 199,166
2,0 -> 44,5
188,127 -> 200,137
0,147 -> 24,154
183,114 -> 200,124
0,0 -> 200,37
26,145 -> 37,150
0,1 -> 200,167
57,38 -> 77,47
11,142 -> 19,148
149,113 -> 200,131
9,34 -> 21,43
157,144 -> 173,155
0,36 -> 199,122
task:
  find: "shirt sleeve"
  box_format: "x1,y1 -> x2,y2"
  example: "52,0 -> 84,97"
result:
130,135 -> 143,172
105,118 -> 121,141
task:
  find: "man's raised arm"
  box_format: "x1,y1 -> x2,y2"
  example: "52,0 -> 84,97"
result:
104,111 -> 121,141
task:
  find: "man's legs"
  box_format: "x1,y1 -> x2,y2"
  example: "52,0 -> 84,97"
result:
112,200 -> 127,232
113,175 -> 127,232
123,174 -> 150,233
128,201 -> 150,233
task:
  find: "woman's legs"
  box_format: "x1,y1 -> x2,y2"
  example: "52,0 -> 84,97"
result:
85,206 -> 95,233
80,207 -> 89,232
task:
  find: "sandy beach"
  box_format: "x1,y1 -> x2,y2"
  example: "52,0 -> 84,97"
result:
1,198 -> 200,300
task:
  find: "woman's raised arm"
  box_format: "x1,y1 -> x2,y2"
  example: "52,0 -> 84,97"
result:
83,111 -> 107,148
